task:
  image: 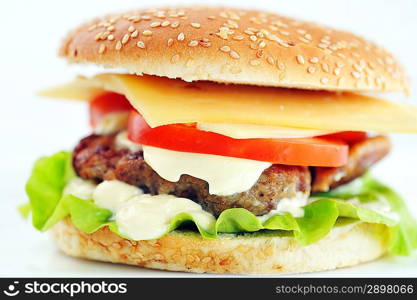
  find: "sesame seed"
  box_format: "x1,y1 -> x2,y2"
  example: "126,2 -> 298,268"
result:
249,43 -> 258,50
250,35 -> 257,42
337,53 -> 346,58
161,21 -> 170,27
190,22 -> 201,28
352,71 -> 361,79
280,30 -> 290,36
143,30 -> 152,36
177,32 -> 185,41
186,59 -> 194,67
244,29 -> 254,35
334,68 -> 341,76
107,25 -> 115,32
208,15 -> 216,20
318,43 -> 328,49
217,27 -> 231,39
297,29 -> 306,35
304,33 -> 312,40
131,30 -> 139,38
299,37 -> 310,43
233,35 -> 244,40
171,22 -> 180,28
336,62 -> 345,68
250,59 -> 261,66
259,41 -> 266,48
322,63 -> 329,73
296,55 -> 305,65
321,77 -> 329,84
337,77 -> 345,86
128,16 -> 141,22
230,50 -> 240,59
136,41 -> 145,49
101,31 -> 110,40
307,66 -> 315,74
141,15 -> 151,20
267,56 -> 275,65
368,62 -> 376,70
309,57 -> 319,64
150,22 -> 161,28
320,38 -> 330,44
188,40 -> 198,47
107,34 -> 115,41
220,45 -> 231,52
353,64 -> 362,72
278,62 -> 286,71
115,41 -> 122,51
167,38 -> 174,47
94,32 -> 103,41
171,54 -> 180,63
121,34 -> 130,44
98,44 -> 106,54
128,25 -> 135,33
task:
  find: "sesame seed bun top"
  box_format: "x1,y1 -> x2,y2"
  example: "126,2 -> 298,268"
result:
60,6 -> 409,94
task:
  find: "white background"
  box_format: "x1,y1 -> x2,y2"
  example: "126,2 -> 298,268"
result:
0,0 -> 416,277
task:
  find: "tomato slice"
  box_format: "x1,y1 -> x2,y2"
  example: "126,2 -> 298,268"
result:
320,131 -> 367,144
89,92 -> 132,127
127,110 -> 349,167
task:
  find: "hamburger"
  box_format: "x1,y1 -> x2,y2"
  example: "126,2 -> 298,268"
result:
21,6 -> 417,274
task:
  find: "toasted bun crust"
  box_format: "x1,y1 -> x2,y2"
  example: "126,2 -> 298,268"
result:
51,218 -> 389,274
59,6 -> 408,93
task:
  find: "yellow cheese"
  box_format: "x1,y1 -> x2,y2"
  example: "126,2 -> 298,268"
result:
39,74 -> 417,133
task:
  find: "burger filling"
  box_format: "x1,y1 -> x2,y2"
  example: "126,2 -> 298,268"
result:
72,132 -> 390,217
21,74 -> 417,255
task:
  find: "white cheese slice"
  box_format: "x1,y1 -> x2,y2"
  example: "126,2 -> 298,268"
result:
142,145 -> 271,196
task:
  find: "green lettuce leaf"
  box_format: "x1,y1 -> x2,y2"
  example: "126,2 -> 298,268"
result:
22,152 -> 417,255
24,152 -> 75,230
315,174 -> 417,255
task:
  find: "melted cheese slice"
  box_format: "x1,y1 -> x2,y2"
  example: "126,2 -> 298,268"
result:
40,74 -> 417,133
143,145 -> 271,196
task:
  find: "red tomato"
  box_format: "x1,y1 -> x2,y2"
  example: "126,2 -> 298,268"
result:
320,131 -> 367,144
127,110 -> 349,167
89,93 -> 132,127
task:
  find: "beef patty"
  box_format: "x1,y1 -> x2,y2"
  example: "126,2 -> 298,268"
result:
72,133 -> 390,216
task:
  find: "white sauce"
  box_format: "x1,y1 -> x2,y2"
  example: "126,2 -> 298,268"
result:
63,178 -> 96,200
93,112 -> 129,135
115,194 -> 215,240
142,145 -> 272,196
93,180 -> 143,214
64,178 -> 215,240
257,192 -> 308,222
115,131 -> 142,152
197,122 -> 338,139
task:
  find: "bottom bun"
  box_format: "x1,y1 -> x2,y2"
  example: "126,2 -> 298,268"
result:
51,218 -> 389,274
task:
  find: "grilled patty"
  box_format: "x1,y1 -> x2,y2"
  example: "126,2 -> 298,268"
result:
73,133 -> 390,216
